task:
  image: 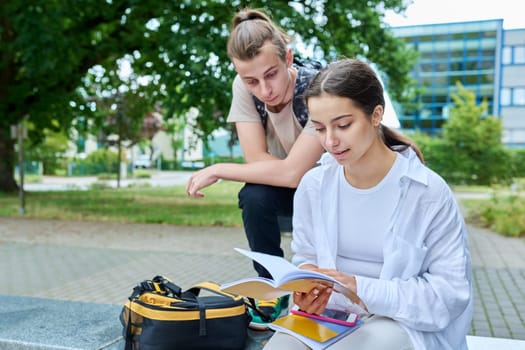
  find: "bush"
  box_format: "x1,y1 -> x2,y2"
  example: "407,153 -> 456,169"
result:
469,192 -> 525,237
409,127 -> 513,186
410,131 -> 474,184
24,174 -> 43,183
97,173 -> 118,180
132,169 -> 152,178
207,156 -> 245,165
161,155 -> 245,171
89,181 -> 112,190
70,149 -> 120,176
508,148 -> 525,179
160,159 -> 179,170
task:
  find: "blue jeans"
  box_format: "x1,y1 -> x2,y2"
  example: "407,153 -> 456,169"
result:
238,183 -> 296,279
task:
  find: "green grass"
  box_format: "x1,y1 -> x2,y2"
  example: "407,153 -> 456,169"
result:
462,195 -> 525,237
1,179 -> 524,237
451,179 -> 525,237
0,181 -> 244,227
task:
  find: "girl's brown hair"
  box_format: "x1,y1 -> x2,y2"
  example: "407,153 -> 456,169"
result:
227,8 -> 292,62
305,58 -> 424,162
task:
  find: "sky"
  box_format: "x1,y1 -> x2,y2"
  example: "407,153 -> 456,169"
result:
384,0 -> 524,29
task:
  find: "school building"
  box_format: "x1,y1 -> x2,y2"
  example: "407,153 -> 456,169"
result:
391,19 -> 525,147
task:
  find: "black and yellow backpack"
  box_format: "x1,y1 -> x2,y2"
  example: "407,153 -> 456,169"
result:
121,275 -> 251,350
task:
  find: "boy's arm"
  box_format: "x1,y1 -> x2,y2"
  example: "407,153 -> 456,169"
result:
235,121 -> 278,163
186,123 -> 323,197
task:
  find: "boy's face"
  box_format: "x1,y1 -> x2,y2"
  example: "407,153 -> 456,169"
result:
233,42 -> 293,108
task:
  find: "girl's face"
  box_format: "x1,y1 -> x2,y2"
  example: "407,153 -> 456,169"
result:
308,94 -> 382,167
232,42 -> 294,108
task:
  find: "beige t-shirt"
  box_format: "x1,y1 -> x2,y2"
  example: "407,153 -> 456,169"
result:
227,75 -> 315,160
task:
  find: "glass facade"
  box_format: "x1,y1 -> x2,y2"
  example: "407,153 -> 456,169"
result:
392,20 -> 503,134
501,28 -> 525,146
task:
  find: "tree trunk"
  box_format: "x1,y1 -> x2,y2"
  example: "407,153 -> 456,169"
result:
0,128 -> 19,193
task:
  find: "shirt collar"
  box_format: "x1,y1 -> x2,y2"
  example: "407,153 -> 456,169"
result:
396,147 -> 428,186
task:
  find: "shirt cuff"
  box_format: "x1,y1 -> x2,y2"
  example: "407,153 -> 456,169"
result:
356,275 -> 398,317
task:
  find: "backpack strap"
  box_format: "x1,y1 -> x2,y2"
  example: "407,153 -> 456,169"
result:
189,282 -> 272,323
185,281 -> 246,337
292,60 -> 319,127
252,58 -> 321,130
129,275 -> 182,300
125,276 -> 182,350
187,281 -> 246,301
246,297 -> 273,323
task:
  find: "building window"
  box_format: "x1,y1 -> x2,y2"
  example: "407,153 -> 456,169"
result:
502,47 -> 512,64
501,88 -> 511,106
514,88 -> 525,105
515,47 -> 525,64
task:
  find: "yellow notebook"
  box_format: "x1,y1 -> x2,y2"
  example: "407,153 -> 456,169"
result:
269,313 -> 361,349
271,314 -> 339,342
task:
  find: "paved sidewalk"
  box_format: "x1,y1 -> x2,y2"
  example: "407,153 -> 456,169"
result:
0,216 -> 524,342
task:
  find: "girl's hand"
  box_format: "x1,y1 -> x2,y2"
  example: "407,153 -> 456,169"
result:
318,268 -> 368,311
293,284 -> 333,315
293,264 -> 333,314
317,268 -> 357,293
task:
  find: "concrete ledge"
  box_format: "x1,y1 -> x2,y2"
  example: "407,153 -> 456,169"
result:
467,335 -> 525,349
0,295 -> 124,350
2,295 -> 523,350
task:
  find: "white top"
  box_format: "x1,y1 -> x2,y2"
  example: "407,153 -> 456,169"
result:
227,75 -> 315,159
336,154 -> 402,278
291,148 -> 473,350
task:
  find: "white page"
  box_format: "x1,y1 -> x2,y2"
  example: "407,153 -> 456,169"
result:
234,248 -> 333,283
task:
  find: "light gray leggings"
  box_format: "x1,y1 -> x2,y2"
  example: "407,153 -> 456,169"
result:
264,315 -> 414,349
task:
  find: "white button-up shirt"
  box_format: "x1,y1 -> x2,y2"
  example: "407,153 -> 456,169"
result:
291,148 -> 473,349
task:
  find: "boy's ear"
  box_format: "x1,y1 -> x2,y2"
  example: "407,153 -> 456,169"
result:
286,48 -> 293,67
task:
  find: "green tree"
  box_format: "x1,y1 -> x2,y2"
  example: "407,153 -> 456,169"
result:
419,83 -> 510,185
1,0 -> 162,191
1,0 -> 416,192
